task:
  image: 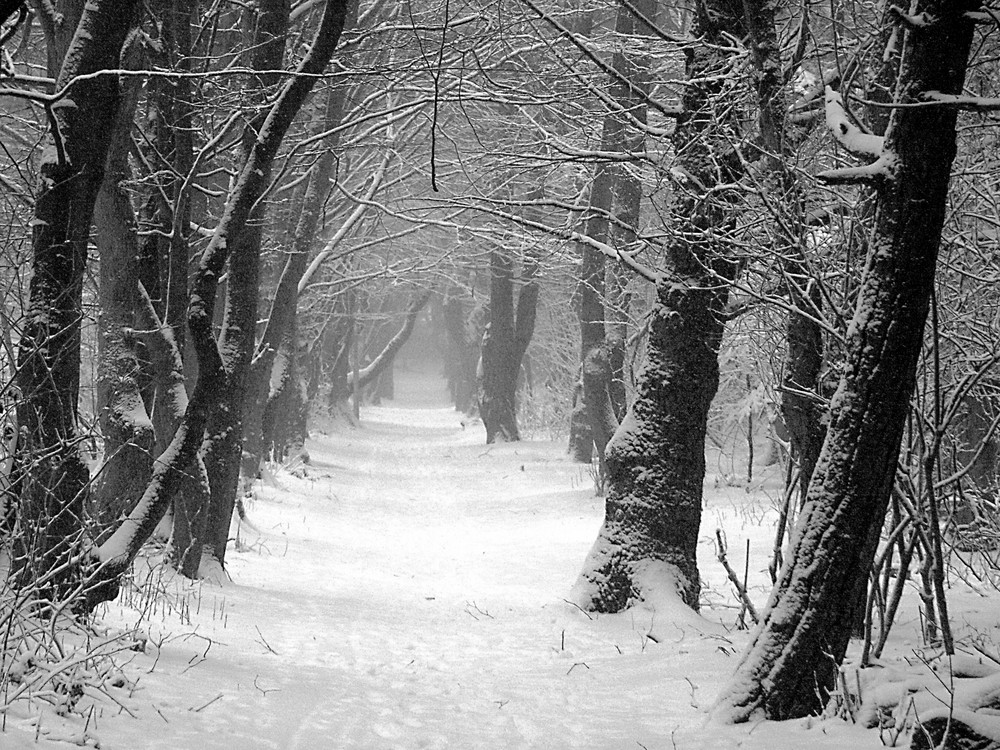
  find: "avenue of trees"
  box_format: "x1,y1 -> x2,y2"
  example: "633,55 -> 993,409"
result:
1,0 -> 999,731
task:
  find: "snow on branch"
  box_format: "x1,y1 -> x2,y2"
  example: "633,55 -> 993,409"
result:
888,5 -> 936,27
919,90 -> 1000,111
823,86 -> 883,158
965,7 -> 1000,24
469,199 -> 661,284
816,153 -> 897,185
817,85 -> 896,184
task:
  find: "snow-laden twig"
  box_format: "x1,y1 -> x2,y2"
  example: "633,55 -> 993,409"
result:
714,529 -> 759,626
919,91 -> 1000,111
816,152 -> 897,184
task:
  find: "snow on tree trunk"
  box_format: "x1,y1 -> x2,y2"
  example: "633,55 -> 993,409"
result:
740,0 -> 827,499
91,36 -> 154,536
572,0 -> 744,613
573,0 -> 651,468
87,0 -> 352,607
263,331 -> 309,463
201,0 -> 292,567
13,0 -> 142,603
241,0 -> 358,481
573,280 -> 727,611
480,247 -> 539,443
141,0 -> 197,455
241,101 -> 339,480
715,4 -> 975,722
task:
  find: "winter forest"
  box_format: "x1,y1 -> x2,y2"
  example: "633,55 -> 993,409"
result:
0,0 -> 999,746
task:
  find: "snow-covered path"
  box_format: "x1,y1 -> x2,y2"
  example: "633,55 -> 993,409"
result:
9,367 -> 885,749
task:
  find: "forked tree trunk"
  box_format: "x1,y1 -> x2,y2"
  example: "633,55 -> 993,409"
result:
715,3 -> 975,721
13,0 -> 142,603
480,248 -> 538,443
573,0 -> 744,612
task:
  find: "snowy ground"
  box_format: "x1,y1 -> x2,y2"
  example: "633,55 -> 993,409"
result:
4,366 -> 998,749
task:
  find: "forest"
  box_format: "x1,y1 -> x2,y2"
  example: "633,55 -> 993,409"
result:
0,0 -> 999,746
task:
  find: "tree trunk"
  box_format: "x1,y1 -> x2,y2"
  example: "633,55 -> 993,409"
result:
574,0 -> 651,468
567,368 -> 593,462
13,0 -> 142,603
241,0 -> 358,481
573,0 -> 744,612
325,309 -> 355,415
480,248 -> 539,443
263,321 -> 309,463
715,4 -> 975,721
86,0 -> 351,607
442,292 -> 479,413
201,0 -> 292,567
91,35 -> 154,536
135,289 -> 207,578
348,292 -> 430,393
741,0 -> 826,499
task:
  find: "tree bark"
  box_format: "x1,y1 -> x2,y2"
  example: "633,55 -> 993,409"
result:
262,319 -> 309,463
87,0 -> 351,607
573,0 -> 744,612
201,0 -> 292,567
480,247 -> 539,443
91,34 -> 154,537
715,2 -> 975,721
442,291 -> 479,413
573,0 -> 651,467
742,0 -> 826,499
567,369 -> 594,462
13,0 -> 142,603
241,88 -> 347,482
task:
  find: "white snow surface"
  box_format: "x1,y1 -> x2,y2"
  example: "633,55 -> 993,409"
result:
6,368 -> 980,749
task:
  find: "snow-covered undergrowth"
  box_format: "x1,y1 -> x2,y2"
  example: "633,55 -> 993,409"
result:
3,369 -> 1000,748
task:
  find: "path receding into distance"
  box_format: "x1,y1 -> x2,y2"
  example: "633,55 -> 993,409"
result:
69,364 -> 880,750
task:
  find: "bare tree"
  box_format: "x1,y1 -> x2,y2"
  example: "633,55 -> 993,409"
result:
13,0 -> 143,602
86,0 -> 352,607
715,0 -> 979,721
574,0 -> 744,612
